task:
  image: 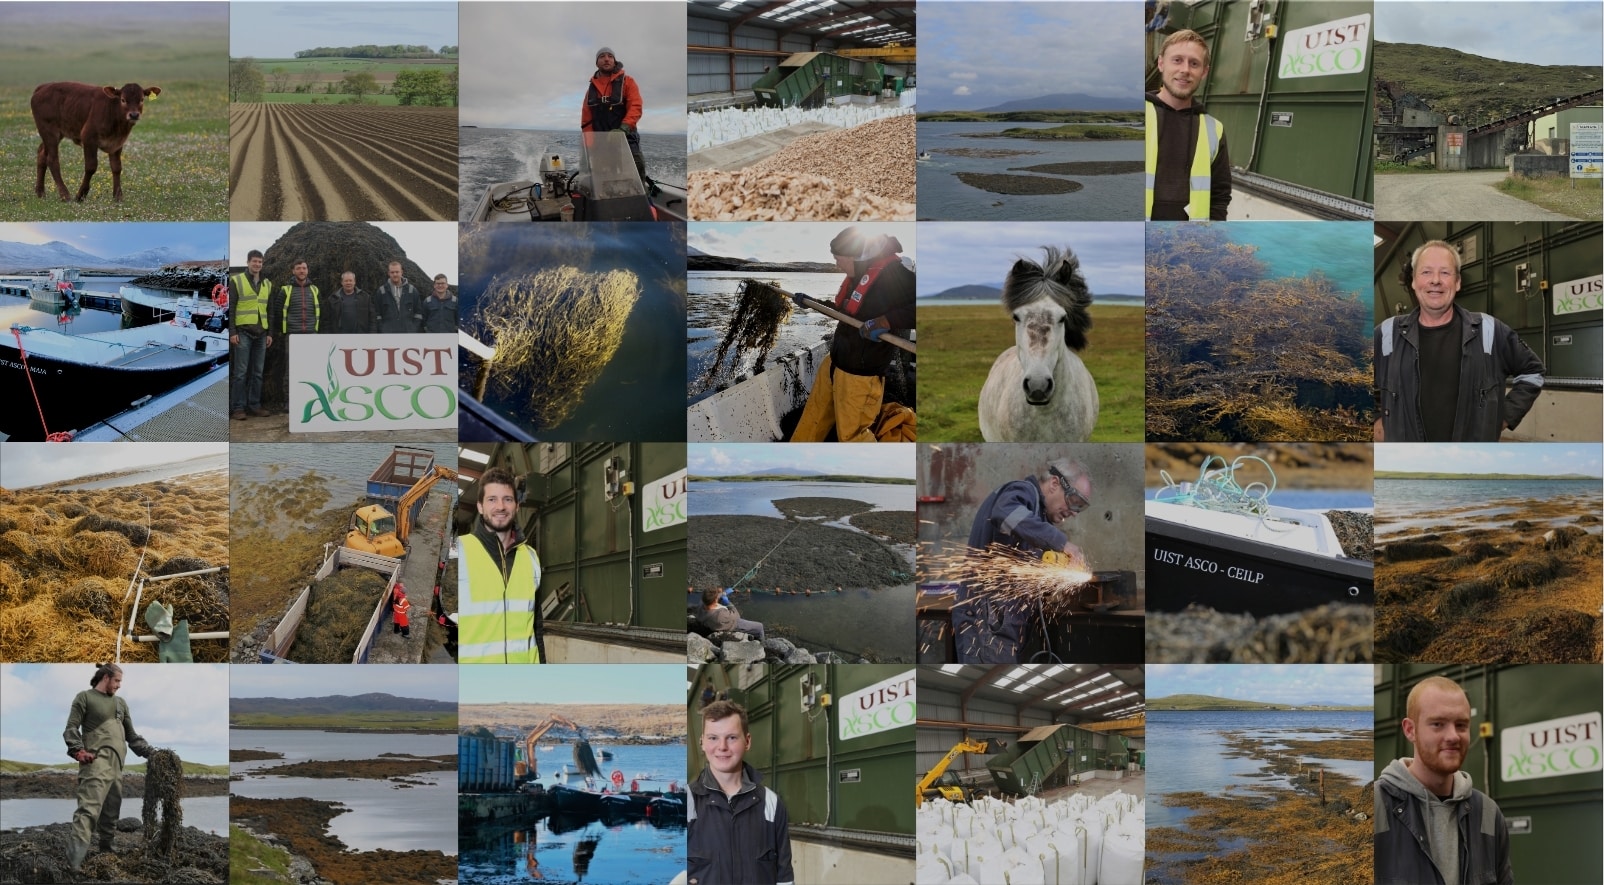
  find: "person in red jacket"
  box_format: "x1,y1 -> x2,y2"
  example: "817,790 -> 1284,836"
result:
391,584 -> 411,638
581,46 -> 647,184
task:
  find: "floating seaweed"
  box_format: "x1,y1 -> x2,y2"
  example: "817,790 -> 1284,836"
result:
702,279 -> 793,385
1145,224 -> 1373,441
467,266 -> 640,429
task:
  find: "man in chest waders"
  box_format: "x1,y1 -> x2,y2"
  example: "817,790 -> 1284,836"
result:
62,663 -> 158,872
582,47 -> 648,185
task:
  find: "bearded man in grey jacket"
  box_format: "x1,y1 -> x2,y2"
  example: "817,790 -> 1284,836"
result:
1375,675 -> 1513,884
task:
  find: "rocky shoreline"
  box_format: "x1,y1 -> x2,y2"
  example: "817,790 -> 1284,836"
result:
0,771 -> 228,801
230,796 -> 456,885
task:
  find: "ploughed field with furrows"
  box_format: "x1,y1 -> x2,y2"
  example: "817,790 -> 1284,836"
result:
229,104 -> 457,220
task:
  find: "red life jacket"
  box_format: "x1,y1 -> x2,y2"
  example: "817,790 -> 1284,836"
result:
833,254 -> 898,317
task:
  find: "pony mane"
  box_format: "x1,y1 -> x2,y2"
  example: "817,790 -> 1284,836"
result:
1001,246 -> 1094,350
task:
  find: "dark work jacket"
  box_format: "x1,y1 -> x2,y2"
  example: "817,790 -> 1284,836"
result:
953,478 -> 1068,663
330,287 -> 377,334
688,762 -> 794,885
375,279 -> 424,333
1145,92 -> 1232,221
421,294 -> 457,333
1375,768 -> 1513,884
1374,304 -> 1546,441
828,256 -> 915,377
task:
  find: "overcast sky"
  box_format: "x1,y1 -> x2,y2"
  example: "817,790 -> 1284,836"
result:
0,443 -> 227,489
1375,443 -> 1604,476
689,222 -> 917,265
461,664 -> 685,706
0,223 -> 226,261
460,3 -> 686,133
1375,2 -> 1603,66
1148,664 -> 1373,707
230,664 -> 458,702
229,221 -> 457,281
688,443 -> 914,478
230,2 -> 457,59
917,222 -> 1144,298
2,664 -> 229,765
918,2 -> 1143,111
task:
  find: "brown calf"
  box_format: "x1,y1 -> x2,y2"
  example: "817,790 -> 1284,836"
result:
31,82 -> 161,203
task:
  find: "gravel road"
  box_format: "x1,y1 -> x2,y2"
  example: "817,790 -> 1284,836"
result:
1375,170 -> 1576,221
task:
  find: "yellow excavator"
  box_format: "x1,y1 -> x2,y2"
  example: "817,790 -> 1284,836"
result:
917,737 -> 1005,806
344,465 -> 460,558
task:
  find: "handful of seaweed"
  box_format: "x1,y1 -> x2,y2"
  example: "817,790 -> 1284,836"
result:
467,266 -> 639,429
142,748 -> 184,860
702,279 -> 793,386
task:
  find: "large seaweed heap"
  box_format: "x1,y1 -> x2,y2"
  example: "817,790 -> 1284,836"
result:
1145,225 -> 1373,441
466,267 -> 640,429
702,279 -> 793,385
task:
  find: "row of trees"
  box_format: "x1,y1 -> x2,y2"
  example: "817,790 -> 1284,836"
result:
295,44 -> 457,59
230,58 -> 457,105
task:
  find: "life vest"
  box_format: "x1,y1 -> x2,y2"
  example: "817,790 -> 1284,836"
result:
277,283 -> 320,333
231,273 -> 271,328
211,283 -> 228,308
585,71 -> 629,131
833,254 -> 899,317
1144,101 -> 1222,220
458,533 -> 543,663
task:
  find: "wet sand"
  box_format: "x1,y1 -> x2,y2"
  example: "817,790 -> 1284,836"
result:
231,795 -> 456,885
1376,496 -> 1601,663
1146,729 -> 1371,885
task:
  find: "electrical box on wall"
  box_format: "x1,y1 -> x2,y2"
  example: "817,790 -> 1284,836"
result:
603,457 -> 633,500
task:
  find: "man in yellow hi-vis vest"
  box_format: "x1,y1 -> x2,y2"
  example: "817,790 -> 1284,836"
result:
228,248 -> 273,420
457,465 -> 545,663
1145,29 -> 1230,221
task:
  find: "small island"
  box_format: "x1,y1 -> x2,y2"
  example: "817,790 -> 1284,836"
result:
963,123 -> 1144,141
1148,693 -> 1372,712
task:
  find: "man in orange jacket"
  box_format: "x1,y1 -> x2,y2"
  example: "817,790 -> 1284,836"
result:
391,584 -> 412,638
581,46 -> 647,184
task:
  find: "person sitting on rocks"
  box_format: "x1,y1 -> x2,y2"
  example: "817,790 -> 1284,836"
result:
695,587 -> 765,642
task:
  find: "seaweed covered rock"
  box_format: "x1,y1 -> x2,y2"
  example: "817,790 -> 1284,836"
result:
466,266 -> 640,428
53,579 -> 116,622
72,513 -> 150,547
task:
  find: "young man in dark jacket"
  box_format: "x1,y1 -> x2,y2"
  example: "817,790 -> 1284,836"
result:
1375,676 -> 1514,885
421,273 -> 457,333
689,700 -> 793,885
790,225 -> 916,442
375,260 -> 424,333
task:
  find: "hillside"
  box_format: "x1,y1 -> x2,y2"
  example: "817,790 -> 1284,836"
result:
1149,694 -> 1370,711
459,703 -> 685,740
1374,41 -> 1602,124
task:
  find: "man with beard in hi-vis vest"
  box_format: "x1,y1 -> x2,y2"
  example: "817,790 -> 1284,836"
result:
457,465 -> 545,663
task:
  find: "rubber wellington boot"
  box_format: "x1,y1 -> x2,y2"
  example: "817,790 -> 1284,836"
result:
65,835 -> 89,871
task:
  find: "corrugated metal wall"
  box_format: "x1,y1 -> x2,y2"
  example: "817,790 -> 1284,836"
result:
689,14 -> 846,95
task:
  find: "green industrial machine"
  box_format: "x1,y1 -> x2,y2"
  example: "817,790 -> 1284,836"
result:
752,52 -> 887,109
1376,665 -> 1602,885
466,443 -> 686,633
1151,0 -> 1375,205
690,664 -> 916,839
986,723 -> 1102,796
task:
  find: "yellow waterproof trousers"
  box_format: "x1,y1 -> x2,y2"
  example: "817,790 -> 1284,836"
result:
792,356 -> 883,442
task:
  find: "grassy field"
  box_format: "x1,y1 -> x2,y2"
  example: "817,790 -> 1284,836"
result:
229,824 -> 296,885
229,711 -> 458,731
253,57 -> 456,76
1496,175 -> 1602,222
257,91 -> 403,106
0,759 -> 229,776
918,303 -> 1144,442
0,7 -> 228,220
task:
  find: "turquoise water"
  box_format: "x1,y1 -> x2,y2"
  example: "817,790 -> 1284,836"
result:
1216,222 -> 1374,299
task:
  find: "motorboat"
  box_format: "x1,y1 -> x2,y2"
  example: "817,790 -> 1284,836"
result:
468,130 -> 686,223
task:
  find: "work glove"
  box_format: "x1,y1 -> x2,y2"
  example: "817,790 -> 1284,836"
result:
859,316 -> 889,341
791,291 -> 812,310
